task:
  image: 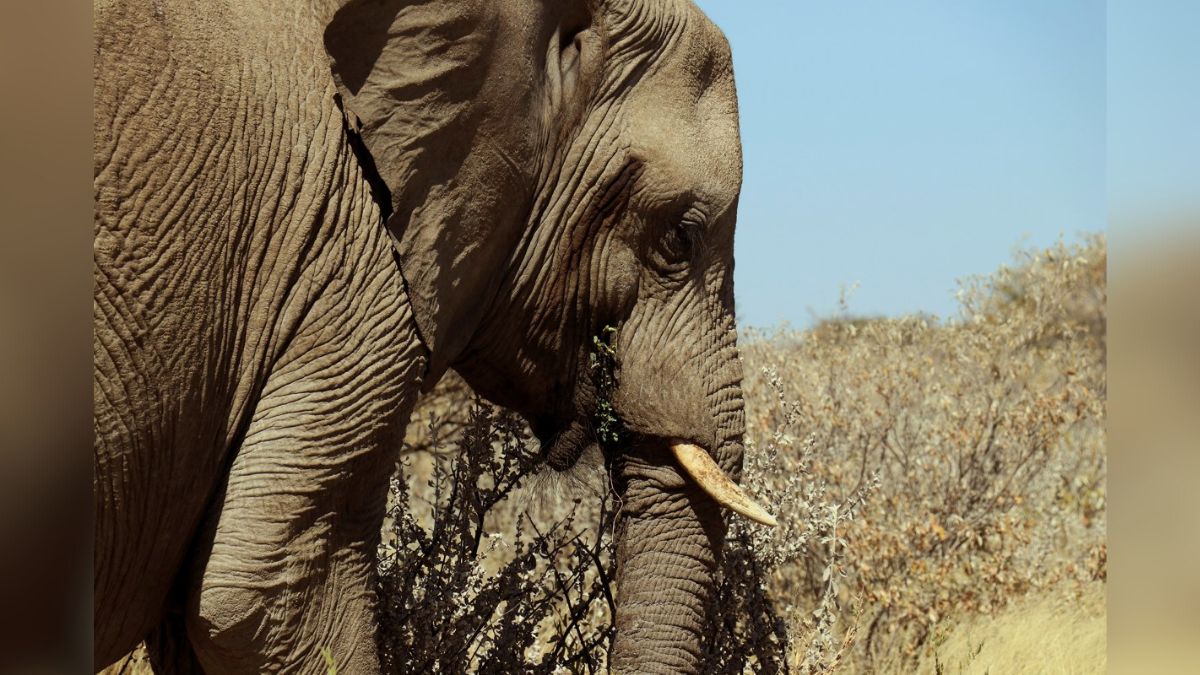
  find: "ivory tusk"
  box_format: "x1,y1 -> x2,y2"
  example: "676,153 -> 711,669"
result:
671,443 -> 778,527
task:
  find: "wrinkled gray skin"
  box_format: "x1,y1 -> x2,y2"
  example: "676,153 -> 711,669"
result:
95,0 -> 747,672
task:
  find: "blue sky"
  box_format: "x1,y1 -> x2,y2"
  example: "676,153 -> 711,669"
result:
694,1 -> 1106,327
1108,0 -> 1200,233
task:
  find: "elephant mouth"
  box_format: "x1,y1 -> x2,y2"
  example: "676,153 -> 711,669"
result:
533,416 -> 591,471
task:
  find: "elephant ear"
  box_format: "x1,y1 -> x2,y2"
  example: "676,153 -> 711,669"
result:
325,0 -> 594,379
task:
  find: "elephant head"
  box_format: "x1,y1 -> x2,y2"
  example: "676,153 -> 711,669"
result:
326,0 -> 773,669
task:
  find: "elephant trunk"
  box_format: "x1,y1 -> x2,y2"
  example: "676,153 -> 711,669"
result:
609,449 -> 727,673
606,280 -> 773,671
608,337 -> 769,671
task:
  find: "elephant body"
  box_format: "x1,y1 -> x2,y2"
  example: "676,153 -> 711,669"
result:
95,2 -> 424,669
95,0 -> 767,672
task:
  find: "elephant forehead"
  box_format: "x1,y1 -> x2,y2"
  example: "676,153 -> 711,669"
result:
625,7 -> 742,217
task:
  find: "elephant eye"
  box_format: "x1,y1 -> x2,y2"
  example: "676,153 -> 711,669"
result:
660,219 -> 703,264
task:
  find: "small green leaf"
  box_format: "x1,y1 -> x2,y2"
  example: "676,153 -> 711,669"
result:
321,647 -> 337,675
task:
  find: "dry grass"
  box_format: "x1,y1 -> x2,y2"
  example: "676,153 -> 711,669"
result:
100,234 -> 1106,673
913,583 -> 1105,675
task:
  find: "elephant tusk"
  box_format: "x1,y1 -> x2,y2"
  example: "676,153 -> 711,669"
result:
671,443 -> 778,527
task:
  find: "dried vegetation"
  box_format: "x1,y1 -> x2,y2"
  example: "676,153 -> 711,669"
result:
738,234 -> 1106,672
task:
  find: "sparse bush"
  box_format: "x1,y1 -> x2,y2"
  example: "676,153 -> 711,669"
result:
739,234 -> 1106,671
382,369 -> 789,673
377,402 -> 618,673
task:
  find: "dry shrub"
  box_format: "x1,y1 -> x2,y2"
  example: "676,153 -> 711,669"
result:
377,402 -> 618,673
739,234 -> 1106,671
381,384 -> 788,673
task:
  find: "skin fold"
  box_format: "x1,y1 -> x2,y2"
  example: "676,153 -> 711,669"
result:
94,0 -> 755,672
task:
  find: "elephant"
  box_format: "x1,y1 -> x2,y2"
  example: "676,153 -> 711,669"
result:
94,0 -> 774,672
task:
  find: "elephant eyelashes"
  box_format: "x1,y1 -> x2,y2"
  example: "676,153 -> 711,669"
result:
658,218 -> 704,268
